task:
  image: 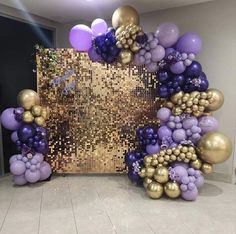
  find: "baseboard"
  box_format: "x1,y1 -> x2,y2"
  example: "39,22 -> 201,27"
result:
205,172 -> 233,184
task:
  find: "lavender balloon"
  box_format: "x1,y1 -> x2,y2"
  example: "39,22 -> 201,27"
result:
9,155 -> 18,164
150,45 -> 165,62
91,18 -> 108,36
10,161 -> 26,176
25,169 -> 41,183
11,131 -> 19,143
40,161 -> 52,181
198,116 -> 219,134
157,107 -> 171,123
181,186 -> 198,201
170,61 -> 186,74
13,175 -> 27,186
171,165 -> 188,183
183,117 -> 198,129
172,129 -> 186,143
1,108 -> 21,131
195,175 -> 204,189
88,46 -> 101,62
172,162 -> 189,170
33,153 -> 44,163
158,126 -> 172,139
146,143 -> 160,155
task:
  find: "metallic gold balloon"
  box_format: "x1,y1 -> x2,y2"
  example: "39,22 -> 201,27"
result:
164,182 -> 181,198
170,91 -> 184,104
17,89 -> 40,110
206,89 -> 224,111
197,132 -> 232,164
154,166 -> 169,184
23,111 -> 34,123
143,177 -> 153,189
119,50 -> 133,64
190,159 -> 202,170
146,166 -> 155,178
139,168 -> 146,178
31,105 -> 42,117
112,5 -> 140,29
34,116 -> 45,126
201,163 -> 213,174
146,182 -> 163,199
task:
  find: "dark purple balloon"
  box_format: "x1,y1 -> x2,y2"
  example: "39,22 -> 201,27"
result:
125,152 -> 138,167
198,78 -> 209,91
128,169 -> 142,184
158,85 -> 168,98
17,124 -> 36,143
35,139 -> 48,154
185,61 -> 202,77
36,127 -> 47,139
173,74 -> 185,86
157,70 -> 170,83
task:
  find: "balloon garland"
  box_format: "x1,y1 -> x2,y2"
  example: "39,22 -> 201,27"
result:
0,89 -> 52,185
69,5 -> 232,201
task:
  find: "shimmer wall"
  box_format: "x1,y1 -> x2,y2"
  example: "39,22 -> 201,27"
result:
37,49 -> 159,173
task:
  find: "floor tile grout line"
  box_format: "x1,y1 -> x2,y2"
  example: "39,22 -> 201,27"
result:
37,183 -> 44,234
67,176 -> 79,234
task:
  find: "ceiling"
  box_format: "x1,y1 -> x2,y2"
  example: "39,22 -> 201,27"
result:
0,0 -> 212,23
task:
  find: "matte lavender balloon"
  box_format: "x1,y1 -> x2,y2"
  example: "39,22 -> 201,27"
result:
176,32 -> 202,55
172,162 -> 189,169
182,117 -> 198,129
13,175 -> 27,186
11,131 -> 19,143
157,107 -> 171,122
172,129 -> 186,143
88,46 -> 101,62
1,108 -> 21,131
25,169 -> 41,183
155,23 -> 180,48
146,143 -> 160,155
91,18 -> 108,36
10,160 -> 26,176
33,153 -> 44,163
164,47 -> 175,58
150,45 -> 165,62
170,61 -> 186,74
198,116 -> 219,134
195,175 -> 204,188
40,161 -> 52,181
181,186 -> 198,201
9,155 -> 18,164
172,166 -> 188,183
146,62 -> 158,72
134,54 -> 143,66
69,24 -> 93,51
158,126 -> 172,139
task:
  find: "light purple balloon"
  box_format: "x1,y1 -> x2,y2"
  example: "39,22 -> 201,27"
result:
181,186 -> 198,201
157,107 -> 171,122
170,61 -> 186,74
25,169 -> 41,183
150,45 -> 165,62
13,175 -> 27,186
10,160 -> 26,176
146,62 -> 158,72
158,126 -> 172,139
155,23 -> 180,48
9,155 -> 18,164
172,162 -> 189,169
1,108 -> 21,131
134,54 -> 144,66
183,117 -> 198,130
165,48 -> 175,58
176,32 -> 202,55
40,161 -> 52,181
88,47 -> 101,62
172,129 -> 186,143
198,116 -> 219,134
146,143 -> 160,155
195,175 -> 204,189
172,166 -> 188,183
170,142 -> 178,148
11,131 -> 19,143
69,24 -> 93,51
91,18 -> 108,36
33,153 -> 44,163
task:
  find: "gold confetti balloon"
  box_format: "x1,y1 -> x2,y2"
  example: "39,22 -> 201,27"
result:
22,111 -> 34,123
154,166 -> 169,184
17,89 -> 40,110
206,89 -> 224,111
119,50 -> 133,64
201,163 -> 213,174
164,182 -> 181,198
112,5 -> 140,29
146,182 -> 164,199
197,132 -> 232,164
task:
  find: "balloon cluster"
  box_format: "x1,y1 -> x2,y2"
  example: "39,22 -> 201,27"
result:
0,89 -> 51,185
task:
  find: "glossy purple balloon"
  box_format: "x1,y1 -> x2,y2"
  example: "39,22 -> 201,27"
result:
35,139 -> 48,155
69,24 -> 93,51
176,32 -> 202,55
13,174 -> 27,186
11,131 -> 19,143
88,46 -> 101,62
91,18 -> 108,36
17,124 -> 36,143
170,61 -> 186,74
185,61 -> 202,77
195,175 -> 204,188
1,108 -> 21,131
158,126 -> 172,139
181,186 -> 198,201
25,169 -> 41,183
10,160 -> 26,176
198,116 -> 219,134
128,169 -> 141,183
155,23 -> 179,48
125,152 -> 138,167
40,161 -> 52,181
157,107 -> 171,123
172,129 -> 186,143
146,143 -> 160,155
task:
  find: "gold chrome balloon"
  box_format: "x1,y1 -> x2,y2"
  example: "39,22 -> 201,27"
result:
112,5 -> 139,29
143,177 -> 153,189
23,111 -> 34,123
145,166 -> 155,178
34,116 -> 46,126
206,89 -> 224,111
119,50 -> 133,64
164,182 -> 181,198
154,166 -> 169,184
139,168 -> 146,178
31,105 -> 42,117
17,89 -> 40,110
197,132 -> 232,164
201,163 -> 213,174
190,159 -> 202,170
146,182 -> 163,199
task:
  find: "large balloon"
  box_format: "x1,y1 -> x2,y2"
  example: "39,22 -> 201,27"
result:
91,18 -> 108,36
1,108 -> 21,130
112,5 -> 139,29
17,89 -> 40,110
10,160 -> 26,176
25,169 -> 40,183
40,161 -> 52,181
155,23 -> 179,48
198,116 -> 219,134
13,174 -> 27,186
206,89 -> 224,111
176,32 -> 202,54
69,24 -> 93,51
17,124 -> 36,142
197,132 -> 232,164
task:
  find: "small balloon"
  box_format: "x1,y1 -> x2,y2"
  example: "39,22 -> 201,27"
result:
198,116 -> 219,134
206,89 -> 224,111
10,160 -> 26,176
1,108 -> 21,130
23,111 -> 34,123
146,182 -> 164,199
88,47 -> 101,62
164,181 -> 181,198
170,61 -> 186,74
119,50 -> 133,64
153,166 -> 169,184
11,131 -> 19,143
31,105 -> 42,117
91,18 -> 108,36
146,143 -> 160,155
40,161 -> 52,181
181,186 -> 198,201
25,169 -> 41,183
13,174 -> 27,186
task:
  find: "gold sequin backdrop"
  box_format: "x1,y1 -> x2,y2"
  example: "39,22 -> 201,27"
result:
37,49 -> 158,174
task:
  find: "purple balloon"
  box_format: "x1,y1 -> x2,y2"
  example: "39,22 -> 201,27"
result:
13,175 -> 27,186
9,155 -> 18,164
134,54 -> 144,66
176,32 -> 202,55
172,166 -> 188,183
40,161 -> 52,181
195,175 -> 204,189
181,186 -> 198,201
150,45 -> 165,62
69,24 -> 93,51
91,18 -> 108,36
146,62 -> 158,72
125,152 -> 138,167
170,61 -> 186,74
146,143 -> 160,155
25,169 -> 41,183
185,61 -> 202,77
158,126 -> 172,139
182,117 -> 198,130
1,108 -> 21,131
10,160 -> 26,176
128,169 -> 141,184
157,107 -> 171,123
17,124 -> 36,143
35,139 -> 48,155
164,48 -> 175,58
11,131 -> 19,143
172,162 -> 189,169
198,116 -> 219,134
172,129 -> 186,143
33,153 -> 44,163
155,23 -> 180,48
88,47 -> 101,62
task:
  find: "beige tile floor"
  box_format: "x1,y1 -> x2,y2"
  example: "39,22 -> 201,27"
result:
0,175 -> 236,234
